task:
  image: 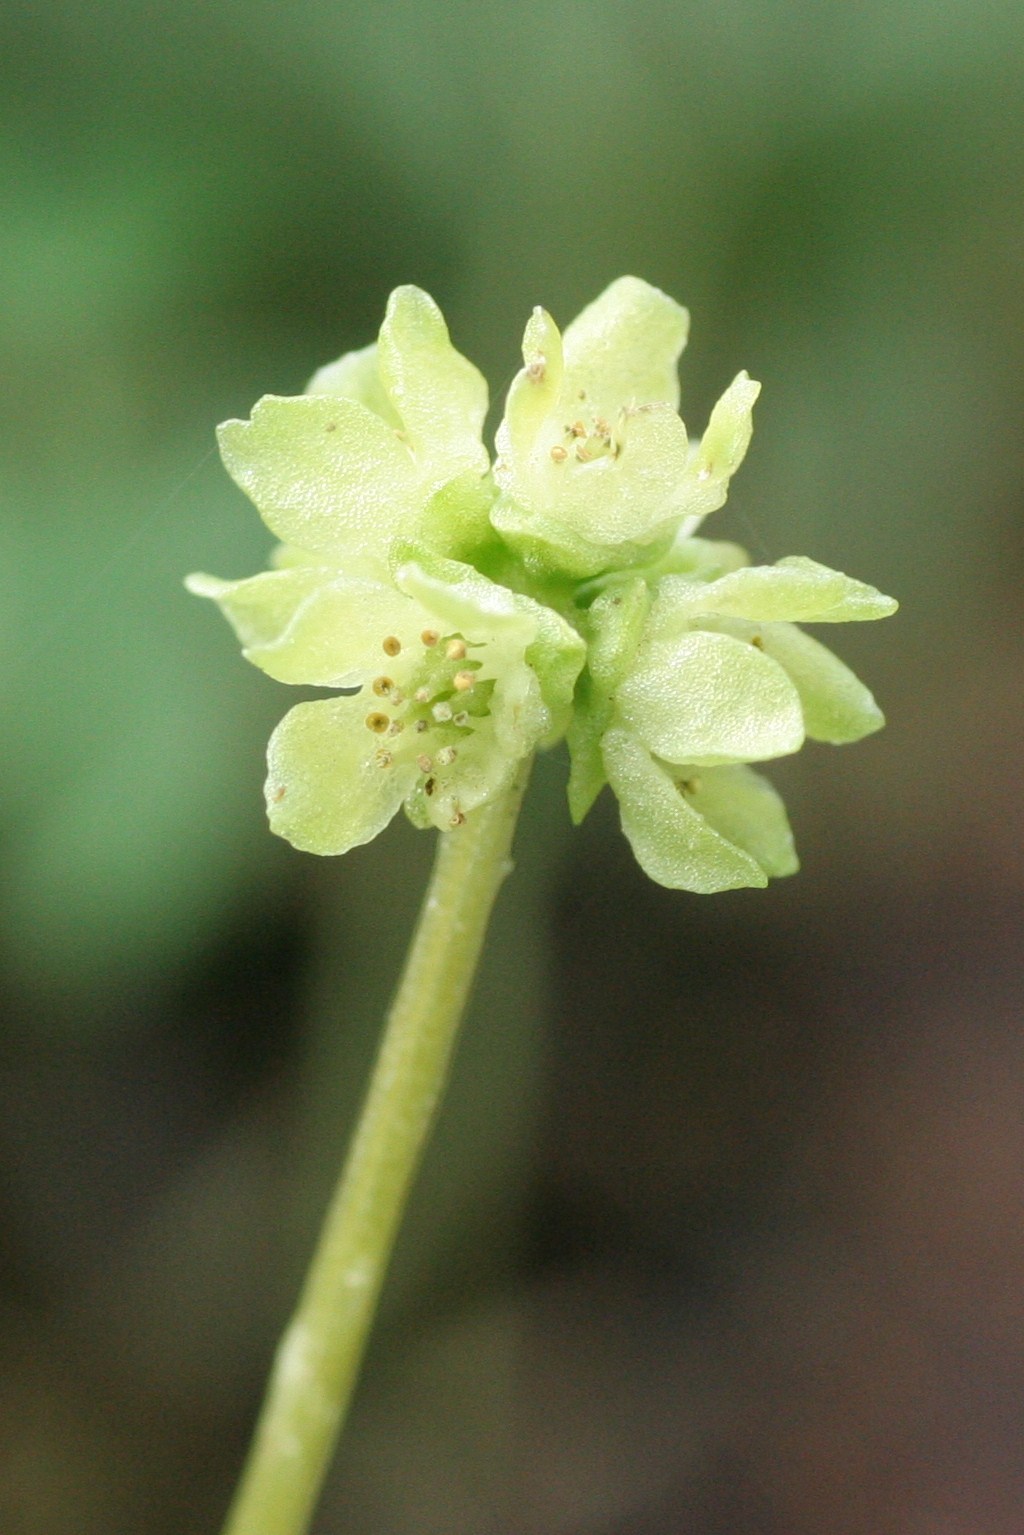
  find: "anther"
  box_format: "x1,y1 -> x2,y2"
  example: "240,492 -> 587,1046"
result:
372,676 -> 393,697
417,754 -> 433,774
570,420 -> 587,437
436,746 -> 457,766
452,710 -> 469,727
365,712 -> 389,733
382,635 -> 402,656
414,686 -> 431,703
453,671 -> 474,692
550,444 -> 568,462
449,810 -> 466,828
387,720 -> 404,736
420,629 -> 440,647
424,777 -> 436,795
415,718 -> 428,733
445,638 -> 467,661
526,357 -> 546,382
432,701 -> 453,722
750,634 -> 765,650
374,749 -> 393,768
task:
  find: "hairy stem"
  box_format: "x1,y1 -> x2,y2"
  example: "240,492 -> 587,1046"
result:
221,760 -> 533,1535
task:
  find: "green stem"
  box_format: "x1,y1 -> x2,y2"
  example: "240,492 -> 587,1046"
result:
221,760 -> 533,1535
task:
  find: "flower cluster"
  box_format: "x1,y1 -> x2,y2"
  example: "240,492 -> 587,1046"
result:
189,278 -> 896,890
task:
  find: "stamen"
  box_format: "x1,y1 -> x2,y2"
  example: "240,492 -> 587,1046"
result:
365,712 -> 389,734
435,746 -> 457,766
420,629 -> 440,647
374,749 -> 393,768
452,710 -> 470,728
387,720 -> 404,736
417,754 -> 433,774
445,639 -> 467,661
526,357 -> 546,382
382,635 -> 402,656
424,777 -> 436,796
414,686 -> 431,703
432,701 -> 453,722
453,670 -> 474,692
372,676 -> 394,697
415,719 -> 428,733
550,444 -> 568,463
449,810 -> 466,828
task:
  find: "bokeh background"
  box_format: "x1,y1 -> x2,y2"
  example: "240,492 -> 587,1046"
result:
3,3 -> 1023,1531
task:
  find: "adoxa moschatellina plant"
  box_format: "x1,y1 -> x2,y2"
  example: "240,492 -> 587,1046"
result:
189,277 -> 896,1535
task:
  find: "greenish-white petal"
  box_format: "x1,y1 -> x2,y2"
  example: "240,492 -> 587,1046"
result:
561,277 -> 688,411
652,556 -> 898,628
756,622 -> 887,742
602,729 -> 767,892
616,627 -> 804,766
496,306 -> 565,466
396,556 -> 536,645
692,371 -> 760,485
305,342 -> 400,427
679,764 -> 798,879
266,697 -> 415,855
191,569 -> 431,686
566,676 -> 608,824
218,394 -> 419,569
377,285 -> 489,482
586,577 -> 651,693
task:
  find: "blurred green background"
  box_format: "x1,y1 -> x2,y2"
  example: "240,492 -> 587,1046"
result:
3,3 -> 1023,1532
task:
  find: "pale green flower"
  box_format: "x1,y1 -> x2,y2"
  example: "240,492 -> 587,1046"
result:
217,285 -> 492,581
492,276 -> 759,579
189,553 -> 583,853
568,556 -> 897,891
190,277 -> 895,879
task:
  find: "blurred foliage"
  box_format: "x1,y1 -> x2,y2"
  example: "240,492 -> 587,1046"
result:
2,2 -> 1023,1532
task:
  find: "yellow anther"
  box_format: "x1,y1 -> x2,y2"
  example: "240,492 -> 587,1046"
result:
550,444 -> 568,463
436,746 -> 457,766
382,635 -> 402,656
432,701 -> 453,722
372,676 -> 394,697
420,629 -> 440,647
449,810 -> 466,828
365,712 -> 389,734
453,670 -> 475,691
417,754 -> 433,774
445,638 -> 467,661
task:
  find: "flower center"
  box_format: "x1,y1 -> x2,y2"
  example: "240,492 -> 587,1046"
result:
548,403 -> 624,467
363,627 -> 492,821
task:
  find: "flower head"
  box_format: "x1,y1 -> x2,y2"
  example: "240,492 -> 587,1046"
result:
492,276 -> 759,579
217,286 -> 493,582
568,555 -> 897,890
190,278 -> 895,878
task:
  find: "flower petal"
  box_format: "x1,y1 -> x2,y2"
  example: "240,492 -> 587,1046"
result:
305,341 -> 400,427
616,627 -> 804,765
756,622 -> 887,742
680,764 -> 798,878
217,394 -> 420,570
561,276 -> 689,411
186,568 -> 433,687
653,557 -> 898,628
602,729 -> 767,891
266,697 -> 415,855
377,285 -> 489,483
690,371 -> 760,499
